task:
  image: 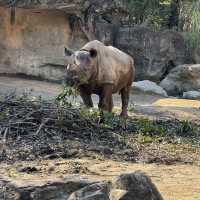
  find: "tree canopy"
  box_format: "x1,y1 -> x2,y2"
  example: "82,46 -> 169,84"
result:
119,0 -> 200,33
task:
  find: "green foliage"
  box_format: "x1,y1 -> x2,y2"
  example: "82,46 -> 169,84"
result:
118,0 -> 172,29
116,0 -> 200,52
117,0 -> 200,33
176,120 -> 200,137
179,0 -> 200,50
134,118 -> 166,135
191,1 -> 200,32
55,86 -> 79,106
179,0 -> 200,32
0,108 -> 9,121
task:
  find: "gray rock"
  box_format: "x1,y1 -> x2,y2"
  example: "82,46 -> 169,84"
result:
0,176 -> 92,200
68,182 -> 111,200
111,171 -> 164,200
116,27 -> 191,82
132,80 -> 168,96
160,64 -> 200,95
183,91 -> 200,100
0,172 -> 163,200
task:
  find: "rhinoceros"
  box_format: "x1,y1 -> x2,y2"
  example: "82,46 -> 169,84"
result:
64,40 -> 134,116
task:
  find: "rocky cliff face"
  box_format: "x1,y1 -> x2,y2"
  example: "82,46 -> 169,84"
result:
0,7 -> 88,81
0,0 -> 193,82
116,27 -> 191,81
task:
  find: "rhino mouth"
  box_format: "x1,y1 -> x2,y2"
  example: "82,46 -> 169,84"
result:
65,70 -> 89,87
64,75 -> 78,86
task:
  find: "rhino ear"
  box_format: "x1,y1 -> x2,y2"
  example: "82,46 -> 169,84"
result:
64,47 -> 74,56
89,48 -> 97,58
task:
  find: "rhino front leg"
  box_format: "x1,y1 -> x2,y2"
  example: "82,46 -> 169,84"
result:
120,87 -> 131,117
98,84 -> 113,113
79,87 -> 93,107
109,96 -> 114,112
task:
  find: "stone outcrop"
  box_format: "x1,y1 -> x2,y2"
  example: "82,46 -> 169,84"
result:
183,90 -> 200,100
0,8 -> 88,82
0,172 -> 163,200
160,64 -> 200,96
116,27 -> 191,82
132,80 -> 168,96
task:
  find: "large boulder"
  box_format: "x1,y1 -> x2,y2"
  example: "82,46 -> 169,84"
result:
183,90 -> 200,100
111,171 -> 163,200
160,64 -> 200,96
116,26 -> 192,82
132,80 -> 168,96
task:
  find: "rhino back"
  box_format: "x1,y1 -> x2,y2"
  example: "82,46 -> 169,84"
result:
81,40 -> 134,90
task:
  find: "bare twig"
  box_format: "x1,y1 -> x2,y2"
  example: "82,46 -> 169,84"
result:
35,118 -> 49,135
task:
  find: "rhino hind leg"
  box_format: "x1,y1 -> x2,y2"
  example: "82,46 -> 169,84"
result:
120,86 -> 131,117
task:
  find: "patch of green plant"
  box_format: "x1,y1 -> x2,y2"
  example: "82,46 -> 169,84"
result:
0,108 -> 9,121
128,103 -> 135,112
116,0 -> 172,29
176,120 -> 200,137
79,107 -> 100,121
134,118 -> 166,136
55,86 -> 79,107
136,134 -> 163,144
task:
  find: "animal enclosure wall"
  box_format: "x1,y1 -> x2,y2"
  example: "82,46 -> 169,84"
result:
0,8 -> 87,81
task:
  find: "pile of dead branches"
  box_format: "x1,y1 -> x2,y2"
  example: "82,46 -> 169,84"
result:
0,95 -> 199,164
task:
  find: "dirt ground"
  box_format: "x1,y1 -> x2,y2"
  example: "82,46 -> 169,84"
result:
0,75 -> 200,200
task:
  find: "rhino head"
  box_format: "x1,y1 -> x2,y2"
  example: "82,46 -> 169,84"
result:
64,47 -> 97,86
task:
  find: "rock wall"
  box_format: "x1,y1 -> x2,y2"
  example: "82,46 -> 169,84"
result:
0,1 -> 193,83
116,26 -> 192,82
0,7 -> 87,81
